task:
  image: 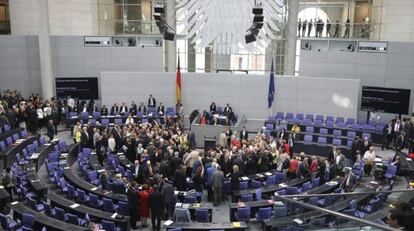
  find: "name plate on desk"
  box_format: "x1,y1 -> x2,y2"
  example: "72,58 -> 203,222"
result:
30,153 -> 40,159
163,220 -> 173,226
70,203 -> 80,208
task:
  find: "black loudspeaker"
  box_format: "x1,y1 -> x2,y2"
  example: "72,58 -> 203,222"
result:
253,8 -> 263,14
154,6 -> 164,14
254,15 -> 264,23
153,14 -> 162,21
164,31 -> 175,41
245,33 -> 256,43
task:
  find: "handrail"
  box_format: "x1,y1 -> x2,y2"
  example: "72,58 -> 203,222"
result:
274,195 -> 400,231
280,188 -> 413,198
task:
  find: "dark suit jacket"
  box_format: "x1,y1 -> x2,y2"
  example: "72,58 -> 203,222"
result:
138,105 -> 147,114
119,106 -> 128,114
395,135 -> 404,150
149,191 -> 164,215
111,180 -> 126,194
130,105 -> 137,115
174,170 -> 187,191
157,106 -> 165,115
230,171 -> 240,191
210,104 -> 216,113
127,187 -> 139,211
161,182 -> 175,204
101,108 -> 108,116
110,106 -> 119,115
148,98 -> 156,107
239,130 -> 248,141
80,131 -> 90,148
131,164 -> 143,184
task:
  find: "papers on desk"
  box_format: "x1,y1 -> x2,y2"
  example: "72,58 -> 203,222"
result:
274,201 -> 284,207
241,177 -> 249,181
174,191 -> 179,195
0,185 -> 4,189
111,213 -> 118,219
182,203 -> 189,209
70,203 -> 80,208
163,220 -> 173,226
232,222 -> 241,228
374,158 -> 382,162
237,202 -> 246,207
279,183 -> 288,188
109,123 -> 114,126
30,179 -> 40,183
293,219 -> 304,224
267,200 -> 275,204
11,201 -> 18,205
256,174 -> 264,178
44,143 -> 51,146
175,203 -> 182,208
193,203 -> 200,208
370,181 -> 378,185
51,139 -> 59,142
97,169 -> 105,173
126,164 -> 131,168
91,187 -> 98,191
91,152 -> 96,155
265,172 -> 272,176
407,158 -> 412,161
61,153 -> 68,158
116,152 -> 123,156
30,153 -> 40,160
64,167 -> 70,170
326,181 -> 339,186
15,139 -> 25,144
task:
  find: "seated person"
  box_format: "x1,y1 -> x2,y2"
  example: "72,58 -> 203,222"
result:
157,103 -> 165,116
210,102 -> 217,114
223,103 -> 232,115
110,103 -> 119,115
119,102 -> 128,115
138,102 -> 147,114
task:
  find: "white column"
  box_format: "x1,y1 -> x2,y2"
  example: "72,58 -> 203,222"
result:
38,0 -> 54,99
165,0 -> 176,72
285,0 -> 299,75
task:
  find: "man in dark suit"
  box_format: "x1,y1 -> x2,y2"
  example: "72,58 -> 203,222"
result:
148,95 -> 156,107
112,125 -> 123,151
127,182 -> 139,229
129,101 -> 137,116
394,132 -> 405,160
119,102 -> 128,115
157,103 -> 165,116
111,174 -> 126,194
161,178 -> 174,219
100,105 -> 108,116
138,102 -> 147,114
210,102 -> 217,114
80,126 -> 91,149
340,167 -> 357,192
149,185 -> 164,231
110,103 -> 119,115
223,103 -> 232,115
239,127 -> 248,141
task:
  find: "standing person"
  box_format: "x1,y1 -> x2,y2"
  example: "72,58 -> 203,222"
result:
51,105 -> 59,135
161,178 -> 174,219
394,132 -> 405,161
139,184 -> 150,229
211,165 -> 224,206
2,168 -> 14,201
127,182 -> 139,230
363,146 -> 376,176
297,18 -> 302,36
302,19 -> 307,37
333,20 -> 340,37
307,19 -> 313,37
67,95 -> 75,112
230,165 -> 240,202
148,185 -> 164,231
343,19 -> 350,38
148,95 -> 156,108
192,166 -> 204,195
46,120 -> 55,141
340,168 -> 357,192
326,19 -> 331,37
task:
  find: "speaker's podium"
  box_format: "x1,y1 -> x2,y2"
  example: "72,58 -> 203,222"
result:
204,136 -> 216,152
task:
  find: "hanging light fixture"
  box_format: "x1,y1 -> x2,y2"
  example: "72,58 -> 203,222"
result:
176,0 -> 285,54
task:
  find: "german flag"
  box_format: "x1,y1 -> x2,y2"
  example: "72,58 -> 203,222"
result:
176,56 -> 182,103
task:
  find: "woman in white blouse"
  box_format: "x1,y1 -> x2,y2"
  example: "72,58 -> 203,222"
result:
363,146 -> 376,176
125,115 -> 135,126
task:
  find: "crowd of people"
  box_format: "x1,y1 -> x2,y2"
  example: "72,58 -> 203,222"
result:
297,18 -> 370,38
0,89 -> 63,140
1,90 -> 413,230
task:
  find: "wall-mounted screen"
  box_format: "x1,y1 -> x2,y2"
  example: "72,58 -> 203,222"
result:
361,86 -> 411,114
56,77 -> 99,100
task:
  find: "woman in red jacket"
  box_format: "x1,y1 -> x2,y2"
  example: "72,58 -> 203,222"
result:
139,184 -> 151,228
